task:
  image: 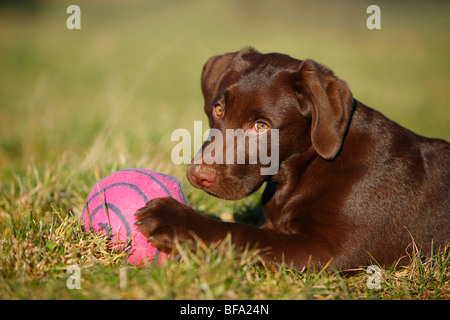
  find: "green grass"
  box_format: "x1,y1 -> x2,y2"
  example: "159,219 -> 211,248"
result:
0,0 -> 449,299
0,165 -> 448,300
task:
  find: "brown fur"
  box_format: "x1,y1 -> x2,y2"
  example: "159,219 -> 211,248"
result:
136,48 -> 449,270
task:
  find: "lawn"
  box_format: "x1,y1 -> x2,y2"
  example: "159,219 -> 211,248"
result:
0,0 -> 449,300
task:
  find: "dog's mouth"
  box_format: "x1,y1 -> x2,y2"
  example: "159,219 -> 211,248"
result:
203,183 -> 246,200
187,163 -> 268,200
186,170 -> 245,200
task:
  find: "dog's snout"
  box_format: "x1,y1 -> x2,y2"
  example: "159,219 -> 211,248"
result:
189,164 -> 217,187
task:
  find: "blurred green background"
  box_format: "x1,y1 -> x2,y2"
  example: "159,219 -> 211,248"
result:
1,0 -> 449,176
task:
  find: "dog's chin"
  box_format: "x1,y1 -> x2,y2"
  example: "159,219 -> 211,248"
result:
204,188 -> 247,201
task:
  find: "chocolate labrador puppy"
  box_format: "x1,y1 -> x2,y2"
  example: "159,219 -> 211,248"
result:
135,48 -> 449,270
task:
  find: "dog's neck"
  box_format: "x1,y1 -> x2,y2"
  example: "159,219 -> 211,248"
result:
263,147 -> 318,213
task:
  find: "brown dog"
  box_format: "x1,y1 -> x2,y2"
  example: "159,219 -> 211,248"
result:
136,48 -> 449,270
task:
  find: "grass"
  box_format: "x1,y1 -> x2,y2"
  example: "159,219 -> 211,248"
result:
0,0 -> 449,299
1,155 -> 448,300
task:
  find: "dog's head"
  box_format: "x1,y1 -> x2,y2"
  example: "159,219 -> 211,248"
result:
187,48 -> 354,200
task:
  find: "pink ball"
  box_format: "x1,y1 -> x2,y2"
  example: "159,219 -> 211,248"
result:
81,169 -> 187,266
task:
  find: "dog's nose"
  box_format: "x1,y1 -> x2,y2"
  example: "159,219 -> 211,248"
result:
189,165 -> 217,187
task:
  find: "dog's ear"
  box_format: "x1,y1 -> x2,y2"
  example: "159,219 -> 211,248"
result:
201,48 -> 258,108
201,52 -> 238,108
294,60 -> 354,160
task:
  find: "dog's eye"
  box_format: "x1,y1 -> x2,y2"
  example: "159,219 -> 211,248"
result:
253,122 -> 269,133
213,105 -> 223,117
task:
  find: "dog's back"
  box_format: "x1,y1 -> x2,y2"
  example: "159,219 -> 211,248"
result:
337,102 -> 450,266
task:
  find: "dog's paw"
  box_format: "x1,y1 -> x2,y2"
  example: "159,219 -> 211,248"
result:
134,197 -> 197,252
